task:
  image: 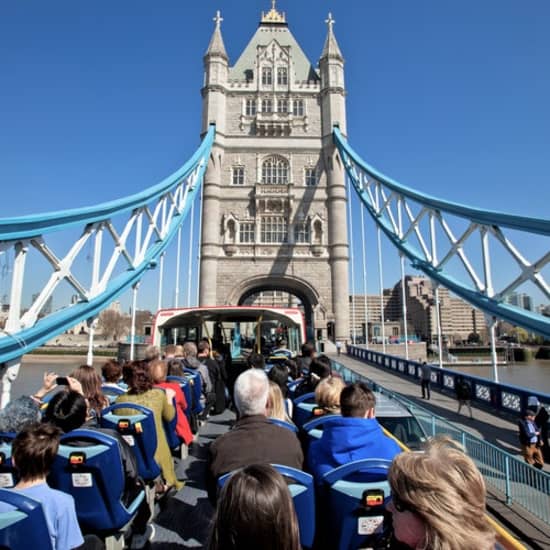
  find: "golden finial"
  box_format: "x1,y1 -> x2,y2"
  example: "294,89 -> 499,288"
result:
261,0 -> 286,24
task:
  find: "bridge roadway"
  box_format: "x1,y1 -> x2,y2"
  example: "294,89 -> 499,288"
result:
332,352 -> 550,550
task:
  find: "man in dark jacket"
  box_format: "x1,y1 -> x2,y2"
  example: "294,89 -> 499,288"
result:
208,368 -> 303,499
518,409 -> 544,469
307,382 -> 401,484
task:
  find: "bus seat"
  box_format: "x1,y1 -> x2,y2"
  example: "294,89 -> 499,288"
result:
321,459 -> 392,550
182,369 -> 204,415
268,418 -> 298,433
292,392 -> 317,429
100,404 -> 161,482
48,429 -> 145,535
0,434 -> 17,489
101,385 -> 126,404
218,464 -> 315,549
0,488 -> 52,550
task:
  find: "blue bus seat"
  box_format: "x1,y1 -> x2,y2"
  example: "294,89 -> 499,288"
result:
321,459 -> 392,550
268,417 -> 298,433
0,434 -> 16,489
292,392 -> 317,428
182,369 -> 204,415
101,385 -> 126,404
218,464 -> 315,549
0,488 -> 52,550
163,396 -> 183,451
100,403 -> 161,482
286,379 -> 303,400
166,375 -> 192,420
48,429 -> 145,534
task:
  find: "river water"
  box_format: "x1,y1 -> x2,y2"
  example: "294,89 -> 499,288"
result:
6,354 -> 550,397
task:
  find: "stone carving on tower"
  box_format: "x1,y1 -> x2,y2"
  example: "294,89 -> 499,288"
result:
200,2 -> 349,342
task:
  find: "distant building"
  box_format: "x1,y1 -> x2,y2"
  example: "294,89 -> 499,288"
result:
506,292 -> 533,312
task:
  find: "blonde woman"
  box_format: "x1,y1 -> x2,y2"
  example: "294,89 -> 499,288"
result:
387,436 -> 495,549
267,381 -> 293,424
314,376 -> 346,415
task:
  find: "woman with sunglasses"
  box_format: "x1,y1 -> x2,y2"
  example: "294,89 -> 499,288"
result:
387,436 -> 495,549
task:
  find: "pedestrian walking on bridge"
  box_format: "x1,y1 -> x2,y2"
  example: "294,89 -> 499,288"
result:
420,361 -> 431,400
455,376 -> 473,418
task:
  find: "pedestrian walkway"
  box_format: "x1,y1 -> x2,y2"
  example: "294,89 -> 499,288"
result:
331,353 -> 550,550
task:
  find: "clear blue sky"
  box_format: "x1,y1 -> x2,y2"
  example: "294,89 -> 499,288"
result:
1,1 -> 549,312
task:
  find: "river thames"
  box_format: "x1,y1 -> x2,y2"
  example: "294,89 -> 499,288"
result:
9,353 -> 550,397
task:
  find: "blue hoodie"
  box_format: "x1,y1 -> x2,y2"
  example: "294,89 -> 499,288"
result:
307,416 -> 401,482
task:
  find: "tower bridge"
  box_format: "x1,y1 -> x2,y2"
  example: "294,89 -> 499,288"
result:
1,3 -> 549,402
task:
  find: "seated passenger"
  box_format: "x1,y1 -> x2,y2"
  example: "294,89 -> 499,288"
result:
115,361 -> 183,491
314,376 -> 346,416
271,338 -> 293,359
70,365 -> 109,421
150,359 -> 193,446
0,423 -> 84,549
267,381 -> 293,424
247,352 -> 265,370
307,382 -> 401,482
296,342 -> 316,375
388,436 -> 495,549
181,342 -> 214,418
208,369 -> 303,498
294,355 -> 332,398
268,364 -> 293,417
0,395 -> 41,433
101,360 -> 126,390
208,464 -> 300,550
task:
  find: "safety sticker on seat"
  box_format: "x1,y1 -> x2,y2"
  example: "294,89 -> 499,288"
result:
357,515 -> 384,535
72,473 -> 93,488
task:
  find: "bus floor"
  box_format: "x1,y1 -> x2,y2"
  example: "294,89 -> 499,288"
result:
151,409 -> 235,548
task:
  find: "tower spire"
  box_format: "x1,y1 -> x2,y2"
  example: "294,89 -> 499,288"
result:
261,0 -> 286,24
321,12 -> 343,61
205,10 -> 228,60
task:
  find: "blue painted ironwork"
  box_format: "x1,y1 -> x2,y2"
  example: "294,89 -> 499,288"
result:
0,125 -> 215,363
334,127 -> 550,338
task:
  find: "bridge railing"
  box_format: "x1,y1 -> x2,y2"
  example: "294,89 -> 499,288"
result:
335,350 -> 550,525
346,345 -> 550,419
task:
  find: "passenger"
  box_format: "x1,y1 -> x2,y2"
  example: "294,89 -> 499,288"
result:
307,382 -> 401,482
70,365 -> 109,420
101,360 -> 125,389
267,381 -> 293,424
150,359 -> 193,446
271,338 -> 293,359
268,364 -> 293,417
518,409 -> 544,469
208,369 -> 303,499
247,352 -> 265,369
455,376 -> 473,418
208,464 -> 300,550
294,356 -> 332,397
181,342 -> 214,419
0,423 -> 85,549
387,436 -> 495,549
198,340 -> 226,416
296,341 -> 316,375
0,395 -> 41,433
163,344 -> 177,359
527,396 -> 549,462
144,345 -> 161,362
115,361 -> 183,490
166,358 -> 185,377
314,376 -> 346,415
43,389 -> 152,546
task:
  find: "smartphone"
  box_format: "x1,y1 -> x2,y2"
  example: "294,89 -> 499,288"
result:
55,376 -> 69,386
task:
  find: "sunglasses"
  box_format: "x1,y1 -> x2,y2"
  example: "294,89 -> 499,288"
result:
391,491 -> 412,513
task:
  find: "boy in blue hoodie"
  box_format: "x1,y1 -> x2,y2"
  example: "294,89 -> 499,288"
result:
307,382 -> 401,482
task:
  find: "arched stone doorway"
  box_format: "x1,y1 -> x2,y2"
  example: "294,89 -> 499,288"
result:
226,275 -> 320,342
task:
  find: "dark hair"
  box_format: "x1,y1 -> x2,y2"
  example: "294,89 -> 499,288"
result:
284,359 -> 299,380
247,352 -> 265,369
125,361 -> 154,394
43,390 -> 87,433
167,358 -> 185,377
301,342 -> 315,358
340,382 -> 376,418
101,360 -> 122,383
198,340 -> 210,354
309,357 -> 332,380
13,423 -> 61,480
209,464 -> 300,550
70,365 -> 109,416
268,364 -> 289,398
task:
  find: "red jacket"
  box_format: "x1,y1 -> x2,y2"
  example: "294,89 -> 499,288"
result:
156,381 -> 193,445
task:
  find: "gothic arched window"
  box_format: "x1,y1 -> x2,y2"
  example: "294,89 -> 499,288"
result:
261,67 -> 273,86
261,156 -> 289,185
277,67 -> 288,85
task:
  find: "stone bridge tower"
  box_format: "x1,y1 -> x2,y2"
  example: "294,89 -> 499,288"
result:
199,4 -> 349,343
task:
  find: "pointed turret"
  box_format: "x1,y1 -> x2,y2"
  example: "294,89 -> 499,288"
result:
320,13 -> 343,62
205,10 -> 228,61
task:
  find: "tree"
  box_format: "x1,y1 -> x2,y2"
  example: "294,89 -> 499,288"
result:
98,310 -> 130,341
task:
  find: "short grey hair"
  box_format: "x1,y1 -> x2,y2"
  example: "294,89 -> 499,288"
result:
183,341 -> 197,358
234,369 -> 269,417
0,396 -> 41,433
